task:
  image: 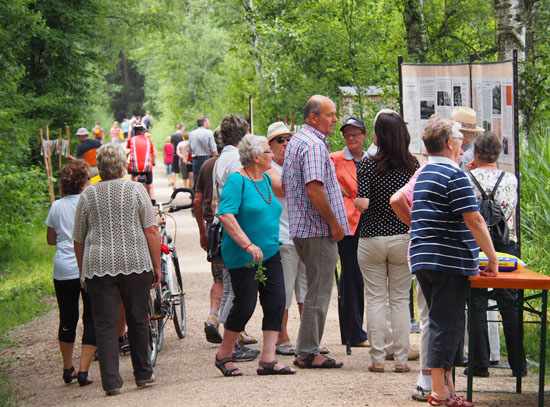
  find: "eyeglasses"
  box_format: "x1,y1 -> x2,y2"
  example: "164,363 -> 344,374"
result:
343,133 -> 363,139
449,136 -> 464,141
275,136 -> 292,144
263,150 -> 273,154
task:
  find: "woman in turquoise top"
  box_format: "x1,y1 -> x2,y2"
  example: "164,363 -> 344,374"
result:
215,135 -> 295,377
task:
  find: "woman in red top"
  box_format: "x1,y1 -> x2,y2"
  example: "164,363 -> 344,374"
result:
163,136 -> 174,185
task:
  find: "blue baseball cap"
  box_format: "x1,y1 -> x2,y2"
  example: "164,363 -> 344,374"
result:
340,117 -> 366,132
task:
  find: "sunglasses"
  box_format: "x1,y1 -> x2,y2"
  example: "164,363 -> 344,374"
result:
275,136 -> 292,144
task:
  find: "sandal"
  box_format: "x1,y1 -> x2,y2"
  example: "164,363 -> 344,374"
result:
368,363 -> 385,373
63,366 -> 77,384
257,359 -> 296,375
293,354 -> 343,369
77,371 -> 93,386
394,364 -> 411,373
427,394 -> 473,407
204,323 -> 223,344
215,356 -> 242,377
275,342 -> 296,355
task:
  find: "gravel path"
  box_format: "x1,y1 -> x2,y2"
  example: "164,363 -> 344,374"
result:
2,167 -> 546,406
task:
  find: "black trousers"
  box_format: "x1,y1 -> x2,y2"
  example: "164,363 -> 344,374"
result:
470,242 -> 527,374
225,252 -> 285,333
54,278 -> 96,345
87,272 -> 153,392
416,269 -> 469,371
337,231 -> 367,345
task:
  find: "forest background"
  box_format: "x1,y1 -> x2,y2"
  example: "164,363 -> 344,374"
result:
1,0 -> 550,400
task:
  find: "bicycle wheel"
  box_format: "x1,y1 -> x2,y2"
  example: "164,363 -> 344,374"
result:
148,290 -> 160,367
171,253 -> 186,339
153,284 -> 165,351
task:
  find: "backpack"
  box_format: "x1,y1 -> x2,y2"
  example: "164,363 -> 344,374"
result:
468,171 -> 510,249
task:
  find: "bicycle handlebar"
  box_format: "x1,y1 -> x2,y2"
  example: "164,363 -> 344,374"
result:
156,188 -> 195,213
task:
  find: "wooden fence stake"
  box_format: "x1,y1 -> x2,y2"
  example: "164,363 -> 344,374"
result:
40,128 -> 55,204
65,126 -> 70,156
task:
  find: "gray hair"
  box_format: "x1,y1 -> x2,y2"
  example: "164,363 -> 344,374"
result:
303,99 -> 321,123
238,135 -> 267,167
422,115 -> 461,154
96,143 -> 127,179
473,132 -> 502,163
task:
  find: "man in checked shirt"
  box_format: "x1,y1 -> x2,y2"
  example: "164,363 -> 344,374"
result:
282,95 -> 350,369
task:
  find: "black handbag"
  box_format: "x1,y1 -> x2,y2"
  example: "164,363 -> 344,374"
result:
207,217 -> 223,262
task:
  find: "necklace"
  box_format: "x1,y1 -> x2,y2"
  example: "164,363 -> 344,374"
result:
243,167 -> 272,204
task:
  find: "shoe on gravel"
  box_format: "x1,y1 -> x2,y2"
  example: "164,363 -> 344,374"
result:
238,331 -> 257,345
463,367 -> 489,377
136,373 -> 156,388
275,341 -> 296,355
232,344 -> 260,362
410,318 -> 421,333
204,322 -> 223,344
411,385 -> 430,402
105,388 -> 121,396
426,394 -> 473,407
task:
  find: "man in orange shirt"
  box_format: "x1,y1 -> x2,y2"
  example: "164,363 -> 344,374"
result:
66,127 -> 102,177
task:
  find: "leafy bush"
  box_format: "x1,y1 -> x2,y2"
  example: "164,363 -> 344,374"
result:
0,165 -> 49,249
520,127 -> 550,276
519,126 -> 550,376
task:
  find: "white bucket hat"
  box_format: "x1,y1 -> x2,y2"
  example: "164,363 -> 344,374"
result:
451,107 -> 484,133
267,122 -> 292,142
76,127 -> 89,136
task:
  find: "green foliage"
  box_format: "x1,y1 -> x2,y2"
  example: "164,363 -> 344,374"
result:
0,165 -> 49,248
0,214 -> 56,343
520,127 -> 550,276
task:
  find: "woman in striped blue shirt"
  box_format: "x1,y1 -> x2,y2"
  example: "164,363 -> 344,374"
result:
409,115 -> 498,407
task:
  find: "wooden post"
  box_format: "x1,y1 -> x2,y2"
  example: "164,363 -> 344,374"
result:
40,128 -> 55,204
65,126 -> 70,156
58,128 -> 63,197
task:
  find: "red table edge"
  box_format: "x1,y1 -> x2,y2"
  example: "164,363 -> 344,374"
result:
469,268 -> 550,290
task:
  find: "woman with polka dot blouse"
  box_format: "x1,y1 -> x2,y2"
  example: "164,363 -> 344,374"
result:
354,110 -> 419,373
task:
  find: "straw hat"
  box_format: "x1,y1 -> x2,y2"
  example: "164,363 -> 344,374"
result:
451,107 -> 484,133
267,122 -> 292,142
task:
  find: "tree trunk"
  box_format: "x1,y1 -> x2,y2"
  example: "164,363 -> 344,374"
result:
403,0 -> 427,63
494,0 -> 526,60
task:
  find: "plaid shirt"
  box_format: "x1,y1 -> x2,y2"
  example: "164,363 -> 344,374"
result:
282,124 -> 350,238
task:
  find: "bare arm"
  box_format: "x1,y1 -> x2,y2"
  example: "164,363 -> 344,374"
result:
143,225 -> 162,288
47,227 -> 57,245
218,213 -> 263,261
462,211 -> 499,277
74,241 -> 84,279
389,191 -> 411,227
306,180 -> 345,242
266,168 -> 285,197
354,197 -> 370,214
193,191 -> 208,251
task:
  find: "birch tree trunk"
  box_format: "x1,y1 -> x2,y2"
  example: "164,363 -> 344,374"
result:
494,0 -> 526,60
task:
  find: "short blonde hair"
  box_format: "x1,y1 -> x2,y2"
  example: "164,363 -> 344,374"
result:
96,143 -> 127,179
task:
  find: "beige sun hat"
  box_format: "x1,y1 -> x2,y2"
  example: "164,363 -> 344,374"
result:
267,121 -> 292,142
451,107 -> 484,133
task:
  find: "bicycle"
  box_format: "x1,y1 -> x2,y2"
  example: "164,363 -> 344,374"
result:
148,187 -> 194,366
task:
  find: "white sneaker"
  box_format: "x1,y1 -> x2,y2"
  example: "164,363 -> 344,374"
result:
411,385 -> 430,402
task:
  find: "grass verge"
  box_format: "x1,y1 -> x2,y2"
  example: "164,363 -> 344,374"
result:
0,211 -> 55,404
